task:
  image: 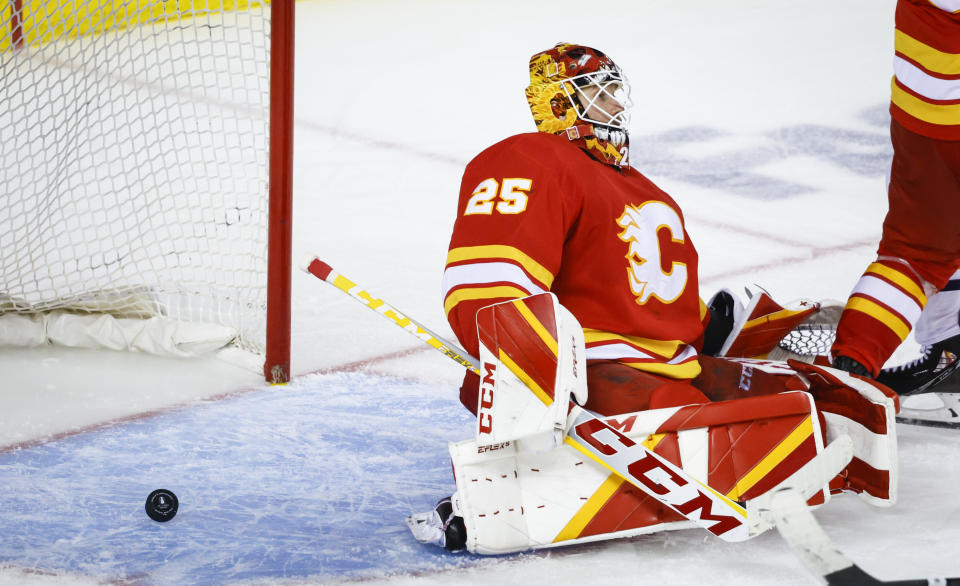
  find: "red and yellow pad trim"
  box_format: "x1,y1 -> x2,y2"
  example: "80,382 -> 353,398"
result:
554,434 -> 668,542
724,415 -> 814,500
478,295 -> 561,404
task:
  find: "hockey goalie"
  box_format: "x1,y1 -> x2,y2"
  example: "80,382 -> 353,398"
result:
406,42 -> 901,554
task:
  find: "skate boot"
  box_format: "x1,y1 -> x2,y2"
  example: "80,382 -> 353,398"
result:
881,336 -> 960,428
406,496 -> 467,552
876,335 -> 960,396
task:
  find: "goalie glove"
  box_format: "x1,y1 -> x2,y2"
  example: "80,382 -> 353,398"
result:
705,287 -> 820,359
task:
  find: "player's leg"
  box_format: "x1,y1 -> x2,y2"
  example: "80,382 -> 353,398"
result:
832,120 -> 960,377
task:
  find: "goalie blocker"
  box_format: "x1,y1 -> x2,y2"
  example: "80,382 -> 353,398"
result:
413,293 -> 899,554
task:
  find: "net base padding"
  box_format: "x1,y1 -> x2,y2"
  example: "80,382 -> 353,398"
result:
0,311 -> 238,358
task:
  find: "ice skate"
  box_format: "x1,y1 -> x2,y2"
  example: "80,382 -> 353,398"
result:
406,497 -> 467,552
880,336 -> 960,428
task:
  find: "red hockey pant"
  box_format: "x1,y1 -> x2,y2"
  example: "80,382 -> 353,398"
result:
458,355 -> 794,416
582,355 -> 795,416
832,120 -> 960,374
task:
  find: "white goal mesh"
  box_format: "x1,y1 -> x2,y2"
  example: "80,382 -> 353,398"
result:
0,1 -> 272,356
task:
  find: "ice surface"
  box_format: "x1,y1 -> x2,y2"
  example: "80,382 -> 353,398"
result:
4,0 -> 960,584
2,375 -> 957,586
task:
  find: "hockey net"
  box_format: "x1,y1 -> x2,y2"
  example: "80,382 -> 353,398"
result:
768,302 -> 842,363
0,0 -> 292,381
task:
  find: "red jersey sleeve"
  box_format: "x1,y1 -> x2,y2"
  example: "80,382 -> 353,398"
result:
442,134 -> 577,359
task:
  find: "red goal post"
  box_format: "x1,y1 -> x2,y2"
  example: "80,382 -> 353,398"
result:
1,0 -> 294,383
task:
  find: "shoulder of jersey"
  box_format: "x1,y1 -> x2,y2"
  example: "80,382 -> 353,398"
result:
469,132 -> 577,166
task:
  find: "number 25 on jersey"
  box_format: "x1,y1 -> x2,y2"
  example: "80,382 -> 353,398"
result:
464,178 -> 531,215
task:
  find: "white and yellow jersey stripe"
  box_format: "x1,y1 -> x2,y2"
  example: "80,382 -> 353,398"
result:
583,329 -> 702,380
443,244 -> 702,380
442,245 -> 553,316
891,0 -> 960,139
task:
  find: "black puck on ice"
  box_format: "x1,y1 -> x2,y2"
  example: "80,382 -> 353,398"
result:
145,489 -> 179,522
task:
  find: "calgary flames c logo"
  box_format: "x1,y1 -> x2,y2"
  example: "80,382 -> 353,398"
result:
616,202 -> 688,305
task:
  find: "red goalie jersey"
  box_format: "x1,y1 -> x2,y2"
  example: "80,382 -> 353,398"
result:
443,132 -> 706,411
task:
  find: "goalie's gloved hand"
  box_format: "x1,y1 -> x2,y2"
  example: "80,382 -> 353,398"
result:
702,290 -> 736,356
832,355 -> 871,378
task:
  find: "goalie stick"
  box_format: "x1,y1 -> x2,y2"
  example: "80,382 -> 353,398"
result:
302,256 -> 959,584
302,257 -> 479,374
771,489 -> 960,586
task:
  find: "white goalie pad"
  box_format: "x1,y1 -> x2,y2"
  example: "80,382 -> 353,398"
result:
448,433 -> 693,555
450,390 -> 834,554
474,293 -> 587,451
786,360 -> 899,507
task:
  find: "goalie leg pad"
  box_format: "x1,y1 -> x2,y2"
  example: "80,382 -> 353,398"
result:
603,391 -> 828,504
448,434 -> 691,554
694,354 -> 809,401
448,391 -> 828,554
787,360 -> 899,506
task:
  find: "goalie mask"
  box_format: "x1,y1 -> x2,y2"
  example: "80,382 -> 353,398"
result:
525,43 -> 633,167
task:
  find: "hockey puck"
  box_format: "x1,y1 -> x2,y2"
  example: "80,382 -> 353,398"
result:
145,489 -> 179,522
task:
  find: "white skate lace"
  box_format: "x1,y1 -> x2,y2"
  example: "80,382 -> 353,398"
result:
883,345 -> 937,374
882,345 -> 957,374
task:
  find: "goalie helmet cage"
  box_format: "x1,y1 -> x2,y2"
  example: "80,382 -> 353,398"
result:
0,0 -> 293,383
